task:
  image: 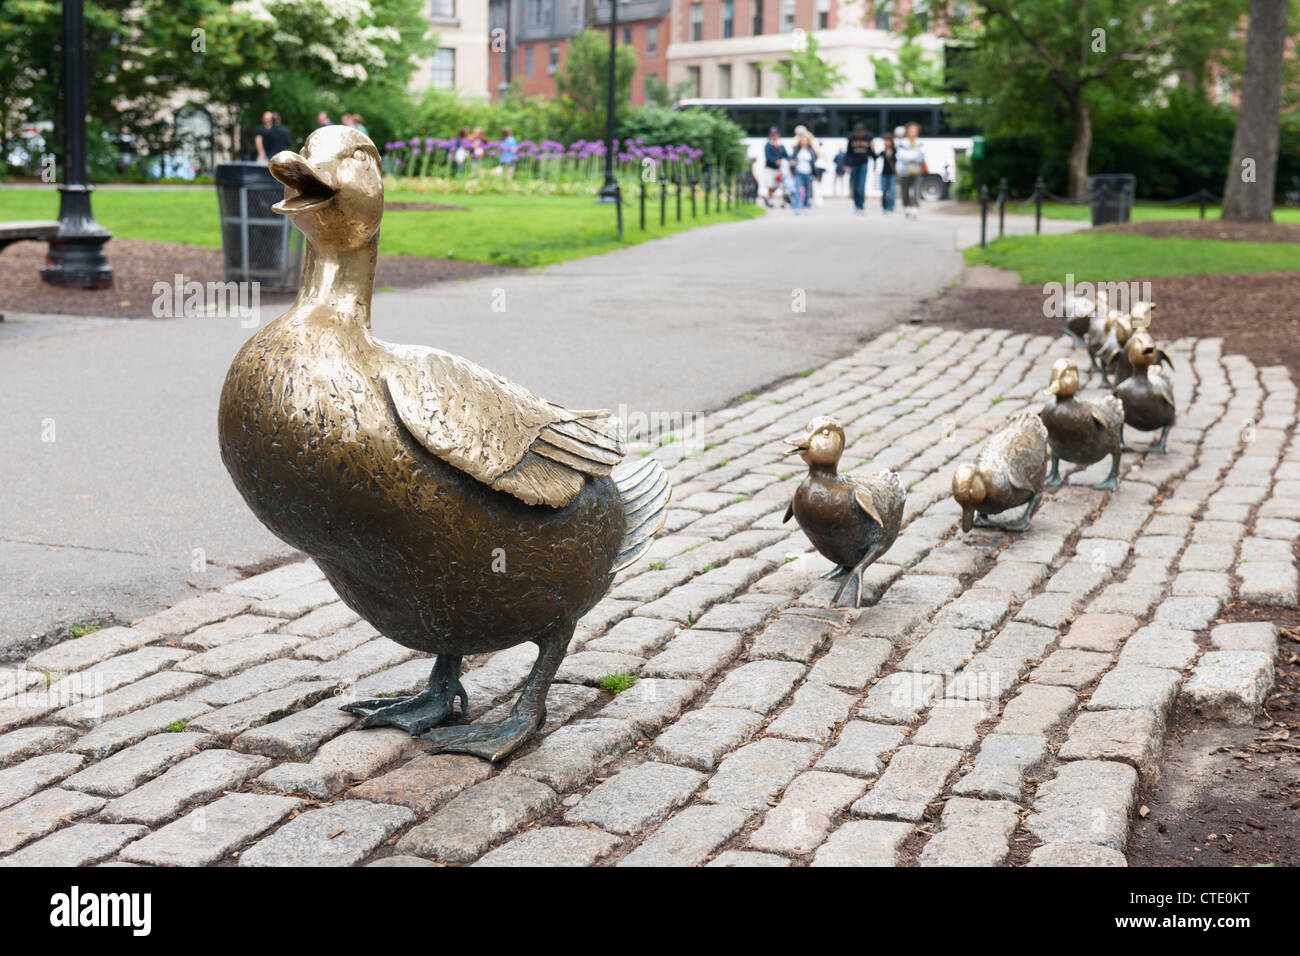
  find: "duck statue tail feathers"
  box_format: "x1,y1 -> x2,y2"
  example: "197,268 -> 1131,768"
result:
610,455 -> 672,572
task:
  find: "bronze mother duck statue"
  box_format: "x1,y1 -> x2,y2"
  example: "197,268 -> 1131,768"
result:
952,412 -> 1049,532
1039,358 -> 1124,490
782,417 -> 905,608
218,126 -> 670,761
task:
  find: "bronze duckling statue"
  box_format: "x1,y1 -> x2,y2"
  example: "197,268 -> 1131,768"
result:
1061,293 -> 1095,349
217,126 -> 671,762
952,411 -> 1049,532
1082,288 -> 1111,371
1114,329 -> 1175,453
1096,310 -> 1134,388
782,417 -> 905,607
1039,358 -> 1124,490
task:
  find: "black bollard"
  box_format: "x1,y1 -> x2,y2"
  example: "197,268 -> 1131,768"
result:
1034,176 -> 1045,235
640,179 -> 646,231
661,179 -> 667,226
676,177 -> 682,222
997,178 -> 1007,239
979,184 -> 989,248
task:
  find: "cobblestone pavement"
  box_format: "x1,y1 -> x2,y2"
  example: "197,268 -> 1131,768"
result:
1,325 -> 1294,867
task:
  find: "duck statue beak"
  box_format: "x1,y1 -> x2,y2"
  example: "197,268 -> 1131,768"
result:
785,435 -> 811,457
1043,380 -> 1060,396
269,151 -> 336,214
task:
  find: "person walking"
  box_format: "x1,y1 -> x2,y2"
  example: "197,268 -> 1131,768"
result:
790,132 -> 819,214
832,147 -> 847,198
896,121 -> 928,219
763,127 -> 788,208
317,111 -> 332,127
470,126 -> 487,172
845,122 -> 875,214
499,127 -> 518,179
452,127 -> 470,176
878,133 -> 898,214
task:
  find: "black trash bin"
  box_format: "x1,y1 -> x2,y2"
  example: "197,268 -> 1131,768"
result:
1088,174 -> 1136,226
215,162 -> 303,292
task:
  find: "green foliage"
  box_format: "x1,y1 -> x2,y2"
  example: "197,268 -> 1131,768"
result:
553,29 -> 638,142
862,15 -> 944,97
597,672 -> 638,694
69,623 -> 100,637
618,106 -> 749,174
644,75 -> 695,108
770,35 -> 846,98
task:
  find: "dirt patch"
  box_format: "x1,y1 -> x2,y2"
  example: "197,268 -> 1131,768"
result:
0,237 -> 516,319
1097,219 -> 1300,243
1128,604 -> 1300,867
924,272 -> 1300,378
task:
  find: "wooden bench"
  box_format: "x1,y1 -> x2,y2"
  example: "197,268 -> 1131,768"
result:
0,219 -> 60,253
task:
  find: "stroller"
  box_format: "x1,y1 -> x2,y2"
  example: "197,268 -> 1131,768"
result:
774,158 -> 797,209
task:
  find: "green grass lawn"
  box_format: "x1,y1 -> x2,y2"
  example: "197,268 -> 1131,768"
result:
1005,200 -> 1300,224
966,233 -> 1300,286
0,186 -> 762,267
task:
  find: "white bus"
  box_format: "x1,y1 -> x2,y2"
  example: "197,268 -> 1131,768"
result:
675,96 -> 975,201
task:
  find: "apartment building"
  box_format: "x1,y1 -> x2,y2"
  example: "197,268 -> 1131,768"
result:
667,0 -> 950,99
488,0 -> 673,105
411,0 -> 493,96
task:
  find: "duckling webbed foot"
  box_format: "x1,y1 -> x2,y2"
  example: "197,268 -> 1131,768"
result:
342,654 -> 466,735
1092,451 -> 1121,491
1000,493 -> 1042,532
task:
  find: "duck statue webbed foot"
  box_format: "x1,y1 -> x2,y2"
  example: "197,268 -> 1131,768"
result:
343,654 -> 468,734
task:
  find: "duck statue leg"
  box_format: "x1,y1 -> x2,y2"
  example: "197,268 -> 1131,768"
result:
1093,451 -> 1121,491
420,628 -> 569,762
1151,424 -> 1171,454
1001,492 -> 1042,532
1044,452 -> 1063,488
342,654 -> 467,734
831,543 -> 886,609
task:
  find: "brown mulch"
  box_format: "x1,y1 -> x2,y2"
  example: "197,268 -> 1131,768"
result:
924,272 -> 1300,377
0,237 -> 515,319
1128,603 -> 1300,867
1097,218 -> 1300,243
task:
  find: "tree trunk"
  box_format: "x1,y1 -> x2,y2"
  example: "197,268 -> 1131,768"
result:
1222,0 -> 1289,222
1067,95 -> 1091,201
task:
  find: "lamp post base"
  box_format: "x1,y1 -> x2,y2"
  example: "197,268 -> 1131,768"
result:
596,180 -> 621,204
40,184 -> 113,290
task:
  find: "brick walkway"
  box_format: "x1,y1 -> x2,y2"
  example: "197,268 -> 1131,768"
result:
1,325 -> 1295,867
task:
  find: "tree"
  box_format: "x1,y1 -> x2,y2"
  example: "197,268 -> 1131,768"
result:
1222,0 -> 1289,221
553,28 -> 637,142
862,15 -> 945,97
951,0 -> 1245,199
770,34 -> 846,98
644,75 -> 695,108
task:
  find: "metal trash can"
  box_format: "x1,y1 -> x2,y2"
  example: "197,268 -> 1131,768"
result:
1088,174 -> 1136,226
215,162 -> 303,292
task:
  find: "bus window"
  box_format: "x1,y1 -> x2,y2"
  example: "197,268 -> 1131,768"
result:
885,108 -> 936,134
792,106 -> 828,135
831,109 -> 884,136
935,111 -> 978,136
733,108 -> 784,136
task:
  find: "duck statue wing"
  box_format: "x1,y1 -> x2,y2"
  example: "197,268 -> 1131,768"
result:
849,469 -> 906,539
383,344 -> 624,508
1149,365 -> 1176,412
1091,393 -> 1125,432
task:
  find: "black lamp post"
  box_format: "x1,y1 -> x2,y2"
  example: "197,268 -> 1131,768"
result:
41,0 -> 112,289
596,0 -> 621,204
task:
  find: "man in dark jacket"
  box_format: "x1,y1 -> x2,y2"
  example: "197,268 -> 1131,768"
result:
763,127 -> 788,208
845,123 -> 875,213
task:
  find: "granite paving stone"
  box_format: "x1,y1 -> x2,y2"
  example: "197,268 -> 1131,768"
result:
1181,651 -> 1275,724
641,630 -> 744,681
0,789 -> 106,854
952,733 -> 1047,801
119,793 -> 302,866
240,800 -> 414,867
811,820 -> 913,866
701,737 -> 818,810
180,615 -> 286,650
996,684 -> 1077,736
617,805 -> 752,867
62,732 -> 220,797
1027,760 -> 1138,851
648,707 -> 764,772
0,753 -> 86,810
474,827 -> 622,867
1059,709 -> 1164,782
859,672 -> 943,723
348,754 -> 493,815
505,718 -> 639,791
566,761 -> 706,834
914,700 -> 992,749
101,749 -> 272,825
852,745 -> 961,821
748,770 -> 866,855
25,627 -> 163,674
708,660 -> 805,714
0,725 -> 79,767
132,592 -> 252,638
1086,666 -> 1182,716
0,823 -> 147,867
765,682 -> 856,742
176,634 -> 307,677
596,677 -> 703,735
397,775 -> 558,863
70,701 -> 212,759
806,636 -> 892,691
918,797 -> 1020,867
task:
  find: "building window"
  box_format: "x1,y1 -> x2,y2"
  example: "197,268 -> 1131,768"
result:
749,62 -> 762,95
690,2 -> 703,41
816,0 -> 829,29
431,0 -> 455,17
687,65 -> 701,96
524,46 -> 533,75
548,44 -> 559,73
752,0 -> 764,35
874,0 -> 892,30
780,0 -> 794,33
430,47 -> 455,89
912,0 -> 930,29
647,24 -> 658,55
722,1 -> 734,37
622,26 -> 632,45
950,0 -> 970,25
717,63 -> 732,97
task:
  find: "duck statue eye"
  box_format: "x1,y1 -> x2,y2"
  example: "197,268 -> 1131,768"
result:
353,148 -> 367,162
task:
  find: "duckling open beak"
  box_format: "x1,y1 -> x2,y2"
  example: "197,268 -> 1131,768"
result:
784,435 -> 811,456
269,151 -> 336,214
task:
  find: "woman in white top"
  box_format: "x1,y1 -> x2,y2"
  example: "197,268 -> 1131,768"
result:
789,133 -> 819,214
896,121 -> 928,219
